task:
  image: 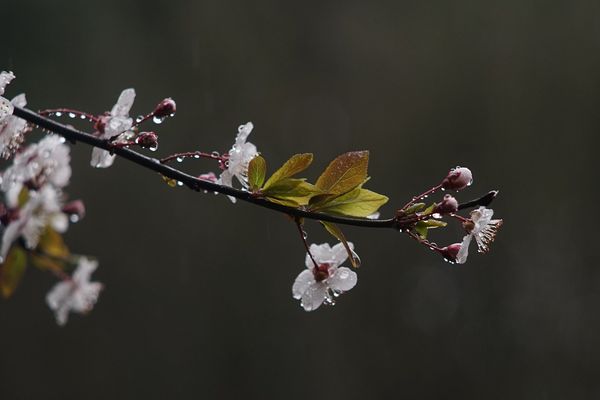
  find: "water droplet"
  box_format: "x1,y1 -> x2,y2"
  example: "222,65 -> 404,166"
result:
136,115 -> 144,123
211,151 -> 220,158
224,161 -> 230,168
193,154 -> 200,159
69,214 -> 80,223
177,181 -> 183,186
68,112 -> 76,118
55,111 -> 62,117
153,116 -> 164,124
169,113 -> 175,117
176,156 -> 184,162
80,114 -> 86,120
432,213 -> 442,219
59,137 -> 66,143
149,146 -> 158,152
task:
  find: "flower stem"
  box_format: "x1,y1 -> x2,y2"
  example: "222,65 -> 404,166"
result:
295,218 -> 318,269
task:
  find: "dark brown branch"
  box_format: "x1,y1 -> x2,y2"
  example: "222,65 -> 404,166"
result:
13,106 -> 398,229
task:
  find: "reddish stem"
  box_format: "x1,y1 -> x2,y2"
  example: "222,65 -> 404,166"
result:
295,218 -> 319,269
38,108 -> 98,122
401,183 -> 443,211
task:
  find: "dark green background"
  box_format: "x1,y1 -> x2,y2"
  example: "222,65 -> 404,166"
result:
1,0 -> 598,399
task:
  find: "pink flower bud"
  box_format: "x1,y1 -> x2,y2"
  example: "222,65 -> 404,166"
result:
442,167 -> 473,191
439,243 -> 462,263
62,200 -> 86,222
434,194 -> 459,214
135,132 -> 159,149
153,98 -> 176,118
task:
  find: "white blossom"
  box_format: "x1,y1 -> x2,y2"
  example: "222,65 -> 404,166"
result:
91,88 -> 136,168
1,135 -> 71,203
455,206 -> 503,264
217,122 -> 258,203
292,242 -> 358,311
0,185 -> 67,262
0,71 -> 28,158
46,257 -> 103,326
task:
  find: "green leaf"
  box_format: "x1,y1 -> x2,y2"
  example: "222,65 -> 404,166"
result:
414,221 -> 429,239
403,202 -> 426,215
263,179 -> 322,207
315,151 -> 369,195
423,219 -> 447,228
0,247 -> 27,298
320,221 -> 361,268
421,203 -> 436,215
414,219 -> 448,239
247,155 -> 267,191
31,228 -> 70,273
263,153 -> 313,190
317,188 -> 388,218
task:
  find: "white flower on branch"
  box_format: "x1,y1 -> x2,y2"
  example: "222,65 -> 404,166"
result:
46,257 -> 103,326
292,242 -> 358,311
218,122 -> 258,203
0,71 -> 29,158
91,88 -> 136,168
455,206 -> 503,264
0,185 -> 68,262
1,135 -> 71,202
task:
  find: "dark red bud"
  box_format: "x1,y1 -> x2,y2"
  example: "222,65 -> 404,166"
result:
135,132 -> 159,149
94,114 -> 109,134
441,167 -> 473,191
62,200 -> 86,222
434,194 -> 459,214
439,243 -> 462,263
153,98 -> 176,118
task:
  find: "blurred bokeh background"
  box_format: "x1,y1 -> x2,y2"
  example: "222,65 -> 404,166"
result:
1,0 -> 599,398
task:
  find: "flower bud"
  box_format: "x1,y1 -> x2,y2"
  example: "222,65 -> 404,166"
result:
62,200 -> 86,222
434,194 -> 458,214
439,243 -> 462,263
94,114 -> 109,134
135,131 -> 159,149
153,98 -> 176,118
441,167 -> 472,191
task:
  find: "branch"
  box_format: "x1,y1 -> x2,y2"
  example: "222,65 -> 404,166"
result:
13,106 -> 397,229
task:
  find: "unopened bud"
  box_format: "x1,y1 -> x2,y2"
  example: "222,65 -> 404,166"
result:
94,114 -> 109,134
62,200 -> 86,222
135,132 -> 159,149
153,98 -> 176,118
442,167 -> 473,191
439,243 -> 462,263
434,194 -> 458,214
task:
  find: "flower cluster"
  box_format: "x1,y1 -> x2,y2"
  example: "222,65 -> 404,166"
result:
0,71 -> 29,159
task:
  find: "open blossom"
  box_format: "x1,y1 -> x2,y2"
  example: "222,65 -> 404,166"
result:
455,206 -> 503,264
0,185 -> 68,262
218,122 -> 258,203
46,257 -> 103,326
292,242 -> 358,311
0,71 -> 28,158
91,88 -> 136,168
1,134 -> 71,203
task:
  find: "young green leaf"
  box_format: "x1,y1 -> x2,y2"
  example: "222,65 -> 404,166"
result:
403,202 -> 426,215
0,246 -> 27,298
414,219 -> 448,239
263,153 -> 313,191
263,179 -> 322,207
316,188 -> 388,218
247,155 -> 267,191
30,228 -> 70,273
315,151 -> 369,195
320,221 -> 361,268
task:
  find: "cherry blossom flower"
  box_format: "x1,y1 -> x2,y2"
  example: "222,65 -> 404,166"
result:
91,88 -> 136,168
46,257 -> 103,326
0,185 -> 68,262
292,242 -> 358,311
1,134 -> 71,203
218,122 -> 258,203
0,71 -> 29,158
455,206 -> 503,264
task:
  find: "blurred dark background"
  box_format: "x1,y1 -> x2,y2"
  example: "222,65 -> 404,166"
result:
1,0 -> 599,399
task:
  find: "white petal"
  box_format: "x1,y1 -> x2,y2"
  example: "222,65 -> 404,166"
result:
456,235 -> 472,264
235,122 -> 253,144
327,267 -> 357,292
72,257 -> 98,284
330,242 -> 353,267
11,93 -> 26,108
110,88 -> 136,117
50,213 -> 69,233
0,96 -> 13,122
292,269 -> 314,299
300,282 -> 327,311
90,147 -> 116,168
0,71 -> 15,96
